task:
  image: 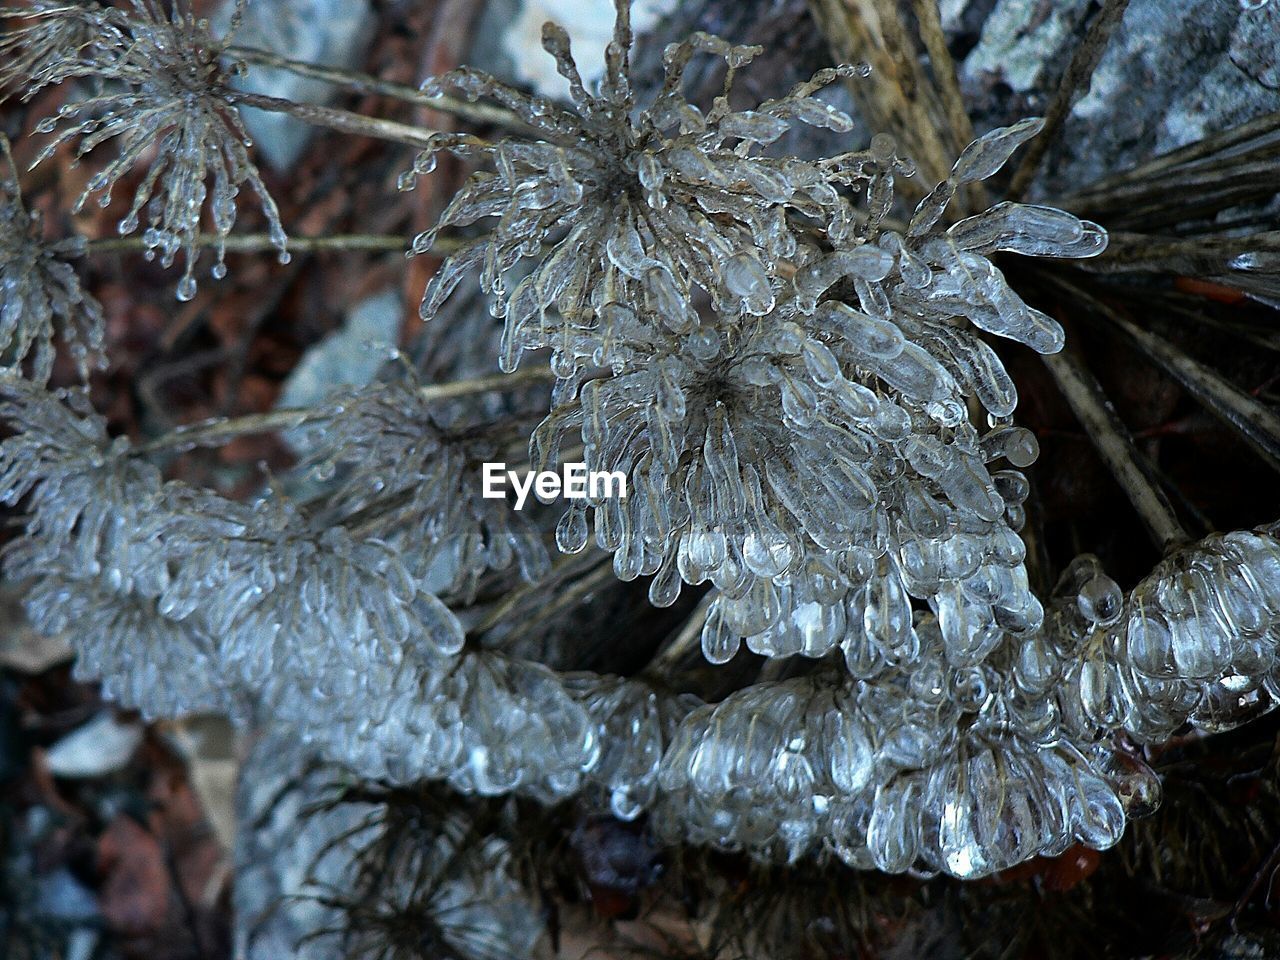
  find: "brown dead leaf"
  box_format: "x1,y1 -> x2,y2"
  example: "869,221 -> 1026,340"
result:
97,815 -> 171,936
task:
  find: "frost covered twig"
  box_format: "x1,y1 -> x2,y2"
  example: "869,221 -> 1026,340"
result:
86,232 -> 461,255
227,90 -> 490,152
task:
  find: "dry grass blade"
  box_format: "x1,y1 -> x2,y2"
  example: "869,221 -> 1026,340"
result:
1059,277 -> 1280,475
1008,0 -> 1132,201
1042,349 -> 1189,551
1069,230 -> 1280,277
806,0 -> 954,191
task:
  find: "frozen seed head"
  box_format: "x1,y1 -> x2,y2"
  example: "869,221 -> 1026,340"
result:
0,1 -> 125,97
532,289 -> 1043,670
402,0 -> 1109,688
24,0 -> 286,300
0,156 -> 105,382
650,653 -> 1129,877
408,0 -> 872,371
299,377 -> 551,597
8,380 -> 1280,878
18,0 -> 1280,887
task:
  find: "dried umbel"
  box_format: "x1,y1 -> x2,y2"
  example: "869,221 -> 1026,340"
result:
407,1 -> 871,370
531,295 -> 1039,671
520,125 -> 1100,675
300,377 -> 551,598
405,0 -> 1108,697
21,0 -> 287,299
333,798 -> 545,960
0,1 -> 124,96
0,147 -> 104,382
3,0 -> 1280,904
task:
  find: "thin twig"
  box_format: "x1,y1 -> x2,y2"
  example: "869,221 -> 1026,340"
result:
806,0 -> 954,192
133,368 -> 557,454
86,233 -> 457,255
644,592 -> 713,677
1055,276 -> 1280,477
1058,154 -> 1280,224
470,550 -> 609,636
225,44 -> 528,132
484,561 -> 617,645
1070,230 -> 1280,276
227,90 -> 491,152
1007,0 -> 1131,200
1042,349 -> 1189,551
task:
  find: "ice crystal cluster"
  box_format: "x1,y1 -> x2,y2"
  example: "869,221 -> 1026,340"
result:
6,0 -> 287,300
3,0 -> 1280,888
0,155 -> 104,382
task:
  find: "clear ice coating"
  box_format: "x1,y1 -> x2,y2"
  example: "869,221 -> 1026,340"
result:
3,0 -> 1280,885
8,0 -> 288,298
5,349 -> 1280,880
0,166 -> 105,383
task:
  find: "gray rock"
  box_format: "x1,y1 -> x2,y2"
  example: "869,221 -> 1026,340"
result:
956,0 -> 1280,196
961,0 -> 1089,98
218,0 -> 376,172
45,712 -> 142,778
276,287 -> 401,453
469,0 -> 677,96
35,869 -> 100,923
1230,3 -> 1280,92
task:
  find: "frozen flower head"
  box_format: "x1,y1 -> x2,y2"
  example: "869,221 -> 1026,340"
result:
0,146 -> 105,382
407,0 -> 868,370
300,377 -> 551,598
0,1 -> 124,96
531,279 -> 1045,670
26,0 -> 287,300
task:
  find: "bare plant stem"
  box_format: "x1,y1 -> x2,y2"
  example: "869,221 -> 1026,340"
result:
491,562 -> 617,644
1008,0 -> 1131,200
1054,275 -> 1280,478
471,551 -> 610,637
1109,314 -> 1280,476
225,45 -> 529,133
87,233 -> 463,255
645,594 -> 713,677
1043,349 -> 1189,551
806,0 -> 954,192
1072,230 -> 1280,276
908,0 -> 983,209
133,368 -> 557,455
227,90 -> 492,152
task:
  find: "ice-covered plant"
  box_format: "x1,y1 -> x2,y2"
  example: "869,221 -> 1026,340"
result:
17,0 -> 288,299
0,140 -> 104,382
408,9 -> 868,369
3,3 -> 1280,953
